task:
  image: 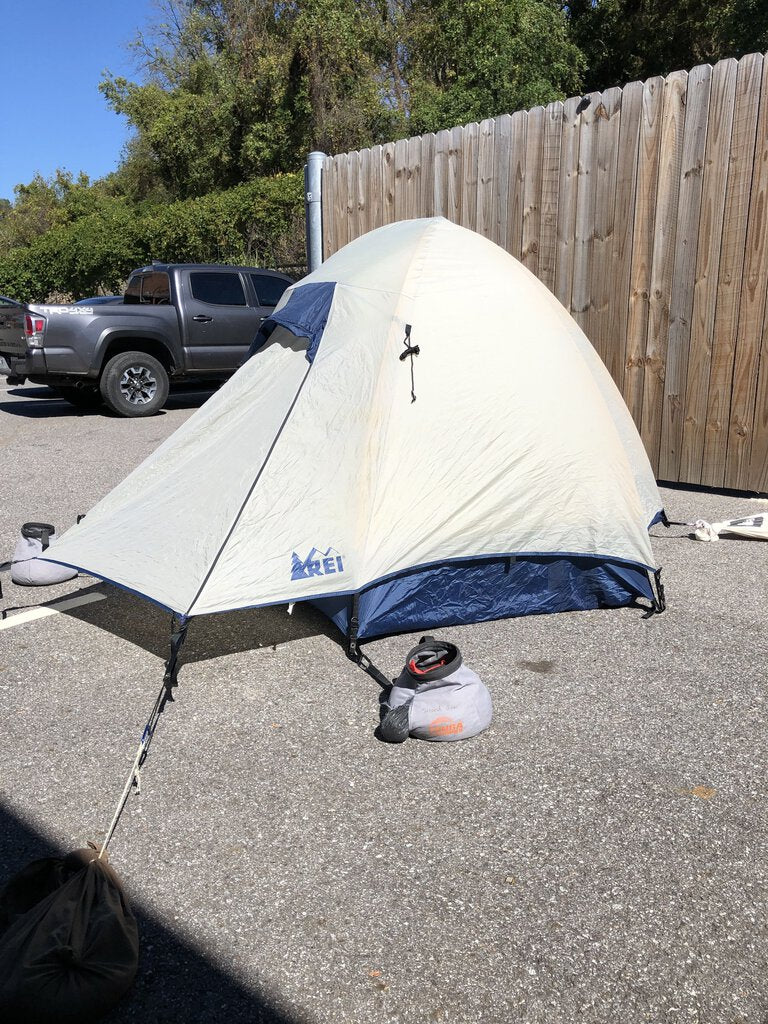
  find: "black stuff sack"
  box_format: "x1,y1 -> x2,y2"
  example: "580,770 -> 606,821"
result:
0,844 -> 139,1024
379,636 -> 493,743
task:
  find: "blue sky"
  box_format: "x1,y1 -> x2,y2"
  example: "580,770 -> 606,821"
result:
0,0 -> 156,203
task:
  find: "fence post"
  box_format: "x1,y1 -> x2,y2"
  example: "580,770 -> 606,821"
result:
305,151 -> 326,272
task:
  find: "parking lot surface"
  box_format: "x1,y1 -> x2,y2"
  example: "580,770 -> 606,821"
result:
1,382 -> 766,1024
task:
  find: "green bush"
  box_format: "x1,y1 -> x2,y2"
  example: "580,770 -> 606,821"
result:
0,172 -> 304,302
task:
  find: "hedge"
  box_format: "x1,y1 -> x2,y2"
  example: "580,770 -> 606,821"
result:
0,172 -> 304,302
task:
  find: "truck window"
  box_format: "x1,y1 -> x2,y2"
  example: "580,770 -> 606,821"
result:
124,272 -> 171,305
250,274 -> 290,307
190,272 -> 246,306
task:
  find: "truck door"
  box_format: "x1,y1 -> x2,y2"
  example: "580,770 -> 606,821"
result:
184,271 -> 259,371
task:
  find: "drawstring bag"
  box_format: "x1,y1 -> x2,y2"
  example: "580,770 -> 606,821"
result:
692,512 -> 768,541
10,523 -> 77,586
0,844 -> 139,1024
380,637 -> 493,743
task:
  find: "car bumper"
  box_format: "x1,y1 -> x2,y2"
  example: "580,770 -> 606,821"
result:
1,348 -> 48,374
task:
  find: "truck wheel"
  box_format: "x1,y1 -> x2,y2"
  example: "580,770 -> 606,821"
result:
100,351 -> 169,417
54,385 -> 103,410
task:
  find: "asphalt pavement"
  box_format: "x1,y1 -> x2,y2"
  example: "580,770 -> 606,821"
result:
1,382 -> 766,1024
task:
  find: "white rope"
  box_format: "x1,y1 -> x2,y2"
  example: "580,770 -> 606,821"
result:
98,737 -> 148,858
97,616 -> 187,858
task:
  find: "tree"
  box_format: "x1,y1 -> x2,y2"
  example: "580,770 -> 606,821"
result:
397,0 -> 584,133
0,171 -> 108,251
102,0 -> 585,199
568,0 -> 768,92
101,0 -> 394,196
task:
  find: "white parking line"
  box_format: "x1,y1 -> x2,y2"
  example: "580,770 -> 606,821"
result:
0,591 -> 106,630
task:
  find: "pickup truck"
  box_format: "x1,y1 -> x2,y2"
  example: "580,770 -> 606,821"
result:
0,263 -> 294,416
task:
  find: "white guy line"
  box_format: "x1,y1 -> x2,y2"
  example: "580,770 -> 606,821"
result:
0,591 -> 106,630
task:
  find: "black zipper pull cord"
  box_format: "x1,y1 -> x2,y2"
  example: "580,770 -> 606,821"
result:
398,324 -> 419,402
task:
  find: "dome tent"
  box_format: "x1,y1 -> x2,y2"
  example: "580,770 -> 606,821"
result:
41,218 -> 665,646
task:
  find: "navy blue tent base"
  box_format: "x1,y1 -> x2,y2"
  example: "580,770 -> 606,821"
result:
313,554 -> 654,641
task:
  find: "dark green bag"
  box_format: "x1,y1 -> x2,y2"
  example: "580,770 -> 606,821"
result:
0,845 -> 139,1023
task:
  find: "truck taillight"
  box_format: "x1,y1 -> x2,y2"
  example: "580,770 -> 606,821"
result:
24,314 -> 46,348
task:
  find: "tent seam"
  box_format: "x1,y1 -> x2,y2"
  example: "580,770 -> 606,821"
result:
183,358 -> 316,617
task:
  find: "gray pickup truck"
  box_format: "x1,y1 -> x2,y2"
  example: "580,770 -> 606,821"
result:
0,263 -> 294,416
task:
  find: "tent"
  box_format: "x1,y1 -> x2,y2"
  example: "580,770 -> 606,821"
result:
42,217 -> 665,650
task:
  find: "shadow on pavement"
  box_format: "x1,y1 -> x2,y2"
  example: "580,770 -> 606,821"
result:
1,384 -> 218,418
6,386 -> 62,399
59,582 -> 339,662
0,395 -> 104,418
0,800 -> 307,1024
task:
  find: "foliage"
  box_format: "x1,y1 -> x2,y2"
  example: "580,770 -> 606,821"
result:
101,0 -> 584,196
568,0 -> 768,91
0,171 -> 112,251
0,173 -> 303,302
398,0 -> 584,134
100,0 -> 394,196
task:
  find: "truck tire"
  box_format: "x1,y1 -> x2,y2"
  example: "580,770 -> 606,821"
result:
100,351 -> 169,417
54,385 -> 103,410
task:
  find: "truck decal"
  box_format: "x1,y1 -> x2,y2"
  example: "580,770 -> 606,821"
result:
40,306 -> 93,316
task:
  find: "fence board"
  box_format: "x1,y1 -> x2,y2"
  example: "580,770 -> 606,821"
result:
476,118 -> 496,240
405,135 -> 423,219
448,126 -> 464,225
321,155 -> 336,260
679,59 -> 738,483
624,77 -> 665,426
507,112 -> 528,261
554,97 -> 581,307
460,122 -> 480,228
421,133 -> 436,219
333,152 -> 352,250
749,315 -> 768,491
405,136 -> 422,220
725,56 -> 768,489
610,81 -> 643,390
701,54 -> 762,486
522,107 -> 544,275
433,130 -> 450,218
382,141 -> 396,225
641,70 -> 688,471
491,115 -> 513,250
346,151 -> 361,242
356,148 -> 370,234
394,139 -> 409,223
365,144 -> 383,237
539,102 -> 563,292
571,93 -> 601,335
590,87 -> 622,371
659,63 -> 712,481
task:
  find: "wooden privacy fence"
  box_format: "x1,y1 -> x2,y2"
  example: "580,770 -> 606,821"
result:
320,53 -> 768,493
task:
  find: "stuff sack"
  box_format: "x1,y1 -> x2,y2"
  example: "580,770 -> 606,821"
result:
11,522 -> 77,586
693,512 -> 768,542
380,637 -> 492,743
0,845 -> 139,1024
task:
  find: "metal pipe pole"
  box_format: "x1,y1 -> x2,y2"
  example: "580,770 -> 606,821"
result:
304,151 -> 326,273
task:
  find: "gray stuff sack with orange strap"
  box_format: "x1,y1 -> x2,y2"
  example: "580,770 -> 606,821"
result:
10,523 -> 77,586
379,637 -> 492,743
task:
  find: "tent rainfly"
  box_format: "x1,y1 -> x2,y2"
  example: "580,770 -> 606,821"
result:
42,217 -> 665,652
